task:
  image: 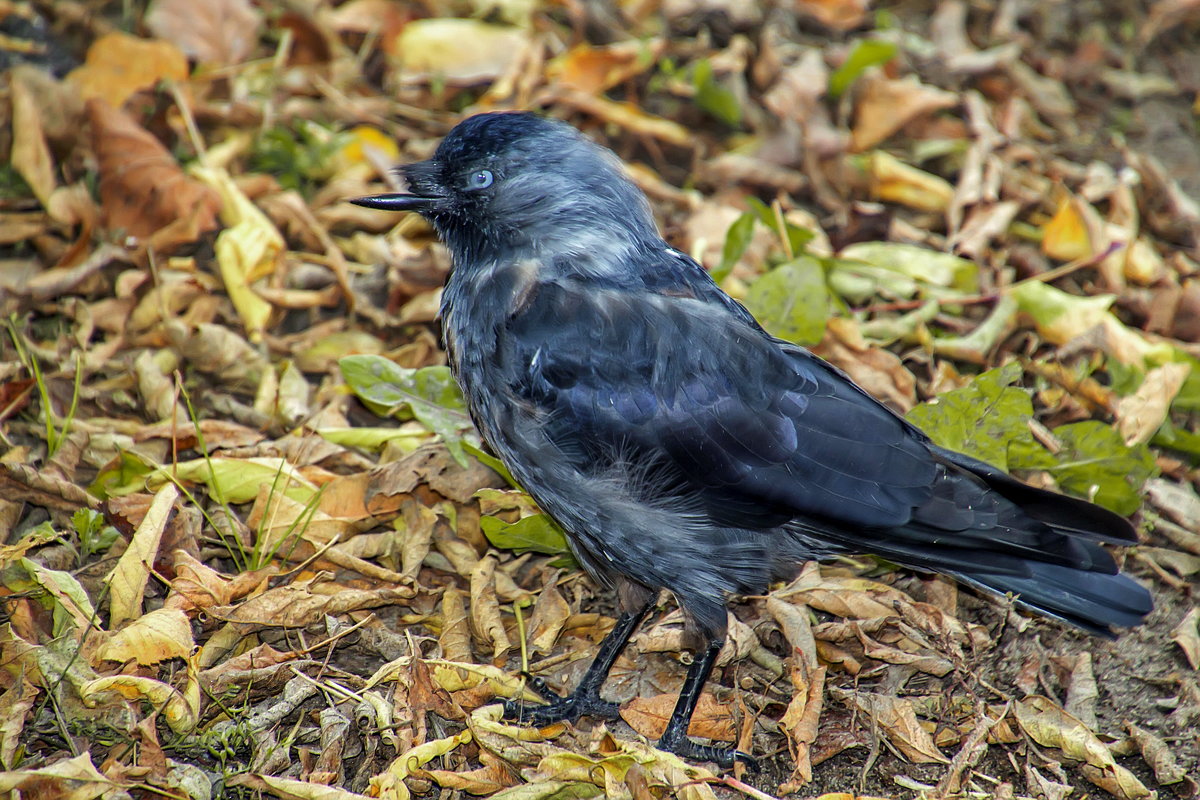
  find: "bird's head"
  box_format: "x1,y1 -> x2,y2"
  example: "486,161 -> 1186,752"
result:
353,112 -> 659,269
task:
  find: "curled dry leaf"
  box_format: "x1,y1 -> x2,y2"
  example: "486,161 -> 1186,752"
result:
1014,695 -> 1154,799
211,580 -> 415,630
865,151 -> 954,212
440,587 -> 473,664
470,555 -> 512,663
833,689 -> 948,763
777,660 -> 826,791
88,100 -> 220,248
1170,606 -> 1200,670
526,575 -> 570,656
851,74 -> 958,152
1116,362 -> 1192,446
94,607 -> 194,666
80,672 -> 197,734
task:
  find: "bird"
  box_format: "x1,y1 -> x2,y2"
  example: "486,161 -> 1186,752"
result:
352,111 -> 1153,768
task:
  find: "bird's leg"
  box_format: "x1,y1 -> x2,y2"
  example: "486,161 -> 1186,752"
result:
655,639 -> 758,769
504,600 -> 652,725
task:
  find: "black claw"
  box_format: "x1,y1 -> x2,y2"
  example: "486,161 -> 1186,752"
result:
656,731 -> 759,770
503,683 -> 621,725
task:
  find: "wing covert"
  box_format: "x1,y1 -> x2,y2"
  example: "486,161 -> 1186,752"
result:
502,273 -> 938,530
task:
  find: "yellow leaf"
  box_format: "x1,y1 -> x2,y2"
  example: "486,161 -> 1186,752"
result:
9,75 -> 57,205
866,151 -> 953,213
1042,194 -> 1099,261
80,672 -> 197,733
94,607 -> 194,666
67,32 -> 188,109
192,166 -> 285,341
104,483 -> 178,628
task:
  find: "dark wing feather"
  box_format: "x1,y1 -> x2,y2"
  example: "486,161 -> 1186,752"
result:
504,273 -> 939,530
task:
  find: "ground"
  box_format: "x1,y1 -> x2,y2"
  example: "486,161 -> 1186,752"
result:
0,1 -> 1198,799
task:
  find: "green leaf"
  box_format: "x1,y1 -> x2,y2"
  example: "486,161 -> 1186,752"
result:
1035,421 -> 1157,516
340,355 -> 474,466
1151,420 -> 1200,462
711,212 -> 755,283
465,443 -> 518,487
835,242 -> 980,298
480,513 -> 572,555
691,58 -> 742,127
745,196 -> 815,256
905,362 -> 1033,471
743,256 -> 829,345
829,39 -> 898,98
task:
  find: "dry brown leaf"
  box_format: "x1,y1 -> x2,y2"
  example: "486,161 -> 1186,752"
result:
546,40 -> 665,95
166,550 -> 235,611
1064,652 -> 1099,731
767,595 -> 819,669
439,587 -> 473,664
80,671 -> 197,734
851,74 -> 958,152
392,19 -> 529,84
211,579 -> 415,629
1042,192 -> 1105,263
105,483 -> 178,628
423,755 -> 517,796
397,499 -> 436,580
837,690 -> 949,763
68,32 -> 188,109
1014,695 -> 1153,800
620,692 -> 737,742
777,661 -> 825,791
94,608 -> 194,666
9,74 -> 57,207
0,680 -> 37,770
1170,606 -> 1200,670
795,0 -> 871,30
145,0 -> 264,67
0,462 -> 100,513
88,100 -> 220,246
1116,361 -> 1192,446
1126,721 -> 1193,789
526,575 -> 570,656
1078,763 -> 1156,800
470,555 -> 511,663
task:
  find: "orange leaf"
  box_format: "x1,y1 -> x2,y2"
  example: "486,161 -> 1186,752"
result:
620,692 -> 737,742
67,32 -> 188,109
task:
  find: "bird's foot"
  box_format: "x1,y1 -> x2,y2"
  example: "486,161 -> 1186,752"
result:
503,675 -> 621,726
656,729 -> 758,770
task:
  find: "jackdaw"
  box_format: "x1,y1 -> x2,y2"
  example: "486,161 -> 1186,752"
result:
353,111 -> 1153,767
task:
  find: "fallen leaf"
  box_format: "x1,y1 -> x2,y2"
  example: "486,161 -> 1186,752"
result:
105,483 -> 178,628
392,19 -> 529,84
851,74 -> 957,152
865,150 -> 954,212
1171,606 -> 1200,669
88,100 -> 221,248
1116,361 -> 1191,445
620,692 -> 738,742
68,32 -> 188,109
145,0 -> 264,67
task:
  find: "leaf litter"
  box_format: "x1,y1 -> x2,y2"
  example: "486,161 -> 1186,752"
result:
0,0 -> 1198,799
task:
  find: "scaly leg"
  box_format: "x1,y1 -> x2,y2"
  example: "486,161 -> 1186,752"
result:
504,600 -> 652,725
655,639 -> 758,769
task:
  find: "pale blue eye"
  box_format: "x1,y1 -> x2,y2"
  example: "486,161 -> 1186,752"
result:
467,169 -> 494,190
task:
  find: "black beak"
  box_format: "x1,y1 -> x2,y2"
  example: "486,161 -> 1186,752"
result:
350,192 -> 439,212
